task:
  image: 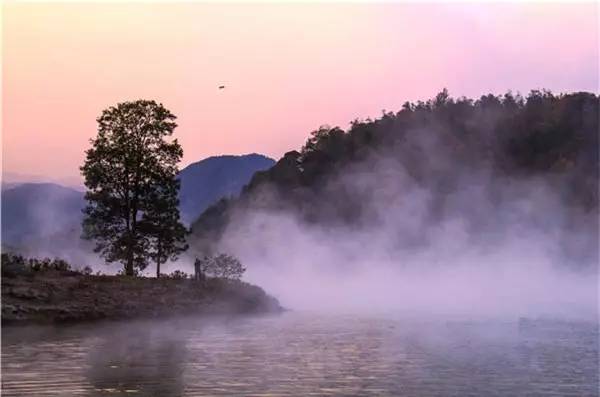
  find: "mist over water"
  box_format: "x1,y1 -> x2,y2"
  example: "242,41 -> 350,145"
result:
217,148 -> 598,320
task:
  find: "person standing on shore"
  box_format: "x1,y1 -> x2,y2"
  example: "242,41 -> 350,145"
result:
194,257 -> 206,282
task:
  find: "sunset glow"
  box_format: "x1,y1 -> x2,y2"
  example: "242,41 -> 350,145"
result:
3,2 -> 598,183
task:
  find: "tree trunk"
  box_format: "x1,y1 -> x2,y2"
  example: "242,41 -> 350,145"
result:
125,232 -> 135,276
156,243 -> 162,278
125,257 -> 134,276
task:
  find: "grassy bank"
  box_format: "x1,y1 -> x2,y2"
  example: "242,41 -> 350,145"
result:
1,256 -> 282,325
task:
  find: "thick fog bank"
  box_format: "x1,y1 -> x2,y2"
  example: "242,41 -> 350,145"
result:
216,153 -> 598,319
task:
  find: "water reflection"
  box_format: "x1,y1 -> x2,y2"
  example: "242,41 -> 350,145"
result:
86,322 -> 187,396
2,313 -> 599,396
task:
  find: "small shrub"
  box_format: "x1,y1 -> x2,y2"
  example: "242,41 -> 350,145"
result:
167,270 -> 189,280
1,253 -> 30,277
198,253 -> 246,280
52,259 -> 71,272
1,253 -> 75,275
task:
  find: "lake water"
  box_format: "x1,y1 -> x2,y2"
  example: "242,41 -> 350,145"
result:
2,312 -> 598,396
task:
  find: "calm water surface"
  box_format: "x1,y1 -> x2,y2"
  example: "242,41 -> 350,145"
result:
2,312 -> 598,396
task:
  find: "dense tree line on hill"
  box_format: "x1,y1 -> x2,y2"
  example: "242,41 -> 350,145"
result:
189,90 -> 598,260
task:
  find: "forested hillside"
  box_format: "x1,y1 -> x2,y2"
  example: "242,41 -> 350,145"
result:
190,90 -> 599,263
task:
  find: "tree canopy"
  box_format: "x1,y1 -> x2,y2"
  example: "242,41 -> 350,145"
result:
81,100 -> 187,276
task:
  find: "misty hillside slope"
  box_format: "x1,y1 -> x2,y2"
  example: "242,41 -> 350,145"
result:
1,183 -> 85,247
178,154 -> 275,223
190,90 -> 599,264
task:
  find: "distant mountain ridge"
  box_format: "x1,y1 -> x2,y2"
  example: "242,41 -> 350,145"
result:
178,154 -> 275,224
2,171 -> 84,191
1,153 -> 276,255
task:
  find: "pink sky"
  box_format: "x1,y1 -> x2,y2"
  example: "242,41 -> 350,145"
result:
3,3 -> 598,184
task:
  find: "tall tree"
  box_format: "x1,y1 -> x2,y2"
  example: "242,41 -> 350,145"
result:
81,100 -> 186,276
142,177 -> 189,278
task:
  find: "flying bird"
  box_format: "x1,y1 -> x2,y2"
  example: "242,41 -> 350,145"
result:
218,85 -> 226,90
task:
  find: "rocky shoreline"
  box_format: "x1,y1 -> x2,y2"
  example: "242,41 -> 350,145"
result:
2,270 -> 282,325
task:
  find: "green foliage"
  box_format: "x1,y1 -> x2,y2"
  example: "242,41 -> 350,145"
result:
197,253 -> 246,280
81,100 -> 188,276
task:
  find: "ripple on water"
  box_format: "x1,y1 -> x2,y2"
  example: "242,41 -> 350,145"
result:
2,313 -> 599,396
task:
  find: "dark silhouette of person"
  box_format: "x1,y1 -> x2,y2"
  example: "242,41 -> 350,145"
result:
194,258 -> 201,281
194,258 -> 206,282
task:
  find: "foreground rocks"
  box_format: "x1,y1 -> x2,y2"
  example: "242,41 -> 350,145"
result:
2,270 -> 282,325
